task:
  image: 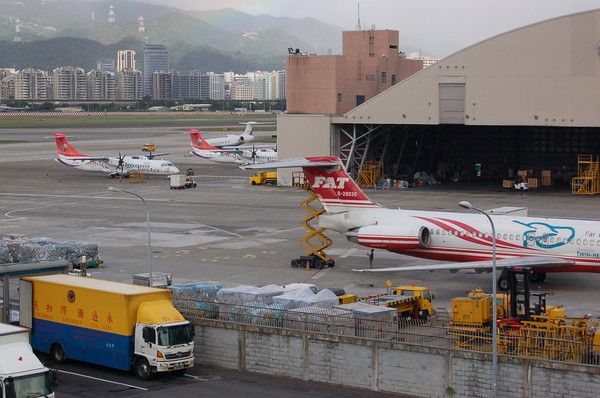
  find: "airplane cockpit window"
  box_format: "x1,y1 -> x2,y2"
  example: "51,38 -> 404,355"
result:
161,162 -> 175,167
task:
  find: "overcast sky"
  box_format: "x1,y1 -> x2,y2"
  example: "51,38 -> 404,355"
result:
134,0 -> 599,58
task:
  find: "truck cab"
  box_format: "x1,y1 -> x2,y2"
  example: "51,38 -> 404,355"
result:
133,301 -> 195,380
249,171 -> 277,185
390,285 -> 435,319
0,324 -> 55,398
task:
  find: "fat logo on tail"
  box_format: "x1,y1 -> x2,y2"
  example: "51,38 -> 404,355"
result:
301,156 -> 382,213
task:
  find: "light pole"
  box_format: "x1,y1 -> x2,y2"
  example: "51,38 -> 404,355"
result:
458,200 -> 498,398
108,187 -> 153,286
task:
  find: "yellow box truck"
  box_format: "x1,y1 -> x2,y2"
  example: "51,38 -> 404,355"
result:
19,274 -> 195,380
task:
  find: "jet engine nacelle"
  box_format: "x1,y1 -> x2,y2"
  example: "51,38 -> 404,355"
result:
345,225 -> 430,250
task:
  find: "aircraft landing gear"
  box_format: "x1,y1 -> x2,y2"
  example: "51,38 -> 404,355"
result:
498,270 -> 546,290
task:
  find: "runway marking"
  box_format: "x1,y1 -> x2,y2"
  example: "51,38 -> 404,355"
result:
57,370 -> 148,390
339,247 -> 357,258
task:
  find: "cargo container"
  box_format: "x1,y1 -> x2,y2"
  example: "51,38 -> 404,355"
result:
19,274 -> 195,380
0,323 -> 56,398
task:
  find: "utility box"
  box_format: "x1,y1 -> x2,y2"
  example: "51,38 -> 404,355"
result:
133,272 -> 172,287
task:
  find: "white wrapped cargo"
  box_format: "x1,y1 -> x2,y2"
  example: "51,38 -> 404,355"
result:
284,306 -> 354,335
335,302 -> 397,340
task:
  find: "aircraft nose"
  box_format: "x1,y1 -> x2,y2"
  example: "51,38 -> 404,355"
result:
171,166 -> 180,174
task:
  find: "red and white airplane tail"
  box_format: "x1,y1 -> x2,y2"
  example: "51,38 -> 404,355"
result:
189,129 -> 220,151
54,133 -> 88,158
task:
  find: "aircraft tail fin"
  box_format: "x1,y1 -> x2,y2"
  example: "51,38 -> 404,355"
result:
54,133 -> 87,157
189,129 -> 220,151
243,121 -> 256,136
243,156 -> 382,213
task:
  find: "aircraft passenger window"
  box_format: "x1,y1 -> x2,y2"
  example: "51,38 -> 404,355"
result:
478,233 -> 482,238
441,230 -> 446,236
503,234 -> 508,240
591,240 -> 595,246
430,229 -> 435,235
436,229 -> 440,235
509,234 -> 514,240
583,239 -> 588,245
577,239 -> 581,245
497,233 -> 501,240
516,235 -> 521,241
549,237 -> 554,243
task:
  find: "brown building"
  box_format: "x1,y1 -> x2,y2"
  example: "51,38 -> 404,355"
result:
286,29 -> 423,114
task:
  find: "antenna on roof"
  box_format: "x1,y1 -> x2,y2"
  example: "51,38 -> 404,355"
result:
355,2 -> 362,31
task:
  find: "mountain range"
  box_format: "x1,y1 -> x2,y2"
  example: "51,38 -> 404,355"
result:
0,0 -> 423,73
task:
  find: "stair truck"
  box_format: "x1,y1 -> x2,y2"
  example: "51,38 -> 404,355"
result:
0,323 -> 56,398
19,274 -> 195,380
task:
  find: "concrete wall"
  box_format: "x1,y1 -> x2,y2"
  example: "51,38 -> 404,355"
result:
193,318 -> 600,398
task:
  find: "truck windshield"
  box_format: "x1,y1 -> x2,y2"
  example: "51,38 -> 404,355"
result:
5,371 -> 54,398
157,323 -> 194,346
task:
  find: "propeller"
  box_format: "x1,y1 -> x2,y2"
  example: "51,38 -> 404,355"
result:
250,145 -> 258,164
116,152 -> 126,172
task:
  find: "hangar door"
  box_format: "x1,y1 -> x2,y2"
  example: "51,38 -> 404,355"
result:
439,76 -> 465,124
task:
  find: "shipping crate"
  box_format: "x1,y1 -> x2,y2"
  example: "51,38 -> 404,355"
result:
503,179 -> 514,188
528,177 -> 539,188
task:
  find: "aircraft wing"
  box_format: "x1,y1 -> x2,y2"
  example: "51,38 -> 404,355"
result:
241,157 -> 338,169
352,256 -> 575,273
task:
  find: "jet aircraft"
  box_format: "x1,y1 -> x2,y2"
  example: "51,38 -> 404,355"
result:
244,156 -> 600,287
53,133 -> 180,178
203,122 -> 257,148
188,129 -> 276,165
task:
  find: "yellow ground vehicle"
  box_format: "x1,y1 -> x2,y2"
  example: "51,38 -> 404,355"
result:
142,143 -> 156,152
249,171 -> 277,185
357,285 -> 435,322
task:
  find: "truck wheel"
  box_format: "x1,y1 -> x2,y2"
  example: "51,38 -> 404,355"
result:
134,357 -> 153,380
326,259 -> 335,267
251,181 -> 257,185
315,260 -> 325,269
291,259 -> 299,268
51,343 -> 67,364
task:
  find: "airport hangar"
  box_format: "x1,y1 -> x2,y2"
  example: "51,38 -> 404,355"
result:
276,9 -> 600,187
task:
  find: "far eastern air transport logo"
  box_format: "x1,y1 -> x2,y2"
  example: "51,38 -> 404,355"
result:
312,176 -> 350,189
514,221 -> 575,249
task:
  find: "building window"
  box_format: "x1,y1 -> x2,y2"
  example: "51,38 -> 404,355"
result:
391,75 -> 397,85
366,75 -> 374,81
337,93 -> 342,102
356,95 -> 365,106
381,72 -> 386,83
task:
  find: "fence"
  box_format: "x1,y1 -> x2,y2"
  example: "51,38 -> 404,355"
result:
174,297 -> 600,367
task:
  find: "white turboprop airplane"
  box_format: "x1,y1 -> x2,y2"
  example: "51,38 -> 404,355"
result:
203,122 -> 257,148
244,156 -> 600,287
189,129 -> 276,165
53,133 -> 180,178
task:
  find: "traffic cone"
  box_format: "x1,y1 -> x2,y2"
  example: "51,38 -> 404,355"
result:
305,260 -> 310,271
57,177 -> 61,183
209,167 -> 213,172
119,177 -> 123,183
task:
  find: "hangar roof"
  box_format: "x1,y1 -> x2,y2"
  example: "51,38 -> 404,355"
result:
335,9 -> 600,128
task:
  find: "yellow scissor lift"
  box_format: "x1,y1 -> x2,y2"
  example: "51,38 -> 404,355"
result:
571,154 -> 600,195
290,171 -> 335,269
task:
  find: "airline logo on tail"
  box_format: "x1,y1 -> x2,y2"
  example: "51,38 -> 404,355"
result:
54,133 -> 88,158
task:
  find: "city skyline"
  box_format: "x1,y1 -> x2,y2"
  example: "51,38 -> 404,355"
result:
134,0 -> 599,58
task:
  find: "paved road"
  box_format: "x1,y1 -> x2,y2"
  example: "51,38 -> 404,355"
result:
1,126 -> 600,395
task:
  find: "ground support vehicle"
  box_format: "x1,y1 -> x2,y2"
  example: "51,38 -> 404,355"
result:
448,267 -> 600,362
290,255 -> 335,269
0,323 -> 56,398
357,285 -> 435,322
249,171 -> 277,185
19,274 -> 195,380
170,175 -> 197,189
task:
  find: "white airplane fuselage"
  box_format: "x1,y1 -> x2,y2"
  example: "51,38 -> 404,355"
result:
55,154 -> 180,176
190,148 -> 276,165
322,207 -> 600,272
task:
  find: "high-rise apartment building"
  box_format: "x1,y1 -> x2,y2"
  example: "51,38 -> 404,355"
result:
117,50 -> 136,72
97,58 -> 115,73
206,72 -> 225,100
152,71 -> 172,100
116,69 -> 143,100
87,70 -> 115,100
142,44 -> 169,97
14,68 -> 49,100
52,66 -> 87,100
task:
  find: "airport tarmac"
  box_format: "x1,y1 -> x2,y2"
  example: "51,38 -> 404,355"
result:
2,126 -> 600,316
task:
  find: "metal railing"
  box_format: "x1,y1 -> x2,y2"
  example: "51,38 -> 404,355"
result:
173,298 -> 600,366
